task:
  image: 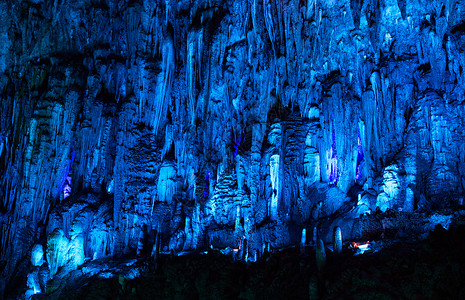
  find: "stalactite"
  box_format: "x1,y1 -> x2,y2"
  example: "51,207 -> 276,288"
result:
263,0 -> 276,58
157,162 -> 177,203
152,30 -> 175,133
1,2 -> 465,296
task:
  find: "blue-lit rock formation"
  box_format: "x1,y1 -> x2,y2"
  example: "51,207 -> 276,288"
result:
1,0 -> 465,297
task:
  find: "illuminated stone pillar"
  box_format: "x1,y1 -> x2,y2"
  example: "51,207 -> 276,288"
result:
270,154 -> 280,220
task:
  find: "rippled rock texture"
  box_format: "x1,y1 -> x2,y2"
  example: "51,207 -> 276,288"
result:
1,0 -> 465,297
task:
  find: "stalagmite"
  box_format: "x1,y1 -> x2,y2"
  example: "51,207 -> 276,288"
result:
313,226 -> 318,245
31,244 -> 44,267
137,226 -> 144,256
242,238 -> 248,261
26,272 -> 40,296
269,154 -> 280,220
235,206 -> 241,232
333,227 -> 342,255
46,229 -> 69,277
2,0 -> 465,297
151,223 -> 161,263
316,239 -> 326,271
300,228 -> 306,253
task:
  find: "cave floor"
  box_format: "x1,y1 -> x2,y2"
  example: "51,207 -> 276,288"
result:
31,224 -> 465,300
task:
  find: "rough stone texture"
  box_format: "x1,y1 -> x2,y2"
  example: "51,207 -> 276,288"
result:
1,0 -> 465,297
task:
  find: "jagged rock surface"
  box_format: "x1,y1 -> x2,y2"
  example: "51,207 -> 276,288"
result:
1,0 -> 465,297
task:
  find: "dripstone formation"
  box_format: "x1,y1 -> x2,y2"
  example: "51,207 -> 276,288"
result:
1,0 -> 465,297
